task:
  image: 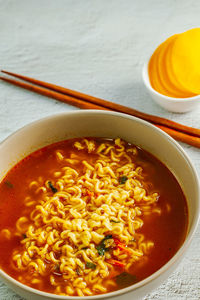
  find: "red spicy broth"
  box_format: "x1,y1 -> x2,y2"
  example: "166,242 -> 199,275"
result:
0,138 -> 188,296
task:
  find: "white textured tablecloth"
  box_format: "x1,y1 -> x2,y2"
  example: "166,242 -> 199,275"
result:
0,1 -> 199,299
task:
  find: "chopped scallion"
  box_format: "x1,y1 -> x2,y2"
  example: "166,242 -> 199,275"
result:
96,234 -> 113,256
110,219 -> 120,223
119,176 -> 128,184
115,272 -> 137,288
86,262 -> 96,269
5,181 -> 13,188
48,181 -> 58,193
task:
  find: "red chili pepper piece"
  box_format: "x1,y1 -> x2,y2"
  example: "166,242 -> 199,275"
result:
107,259 -> 125,268
114,238 -> 132,254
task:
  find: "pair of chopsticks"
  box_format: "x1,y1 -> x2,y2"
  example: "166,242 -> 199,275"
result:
0,70 -> 200,149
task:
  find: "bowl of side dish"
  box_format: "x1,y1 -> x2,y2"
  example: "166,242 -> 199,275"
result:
142,62 -> 200,113
0,110 -> 199,300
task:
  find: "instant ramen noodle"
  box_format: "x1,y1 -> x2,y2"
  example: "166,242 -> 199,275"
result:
0,138 -> 188,296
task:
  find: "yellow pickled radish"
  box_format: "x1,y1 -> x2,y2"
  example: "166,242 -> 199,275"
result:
157,35 -> 189,97
164,35 -> 196,97
148,44 -> 171,96
149,39 -> 182,97
171,28 -> 200,94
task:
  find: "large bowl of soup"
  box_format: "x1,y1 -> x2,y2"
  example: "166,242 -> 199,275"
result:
0,110 -> 199,300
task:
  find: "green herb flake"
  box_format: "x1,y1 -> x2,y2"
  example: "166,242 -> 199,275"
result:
81,246 -> 89,250
96,244 -> 106,256
86,262 -> 96,270
119,176 -> 128,184
96,235 -> 113,256
48,181 -> 58,193
115,272 -> 137,288
22,234 -> 27,239
110,219 -> 120,223
5,181 -> 13,188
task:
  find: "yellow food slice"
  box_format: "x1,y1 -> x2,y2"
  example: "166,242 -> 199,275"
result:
171,28 -> 200,94
157,35 -> 189,97
164,35 -> 196,97
149,42 -> 178,97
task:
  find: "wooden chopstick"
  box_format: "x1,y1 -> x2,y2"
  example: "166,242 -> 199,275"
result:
156,125 -> 200,148
0,76 -> 106,111
0,71 -> 200,148
2,70 -> 200,138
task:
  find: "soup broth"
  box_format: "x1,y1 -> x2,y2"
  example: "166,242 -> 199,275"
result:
0,138 -> 188,296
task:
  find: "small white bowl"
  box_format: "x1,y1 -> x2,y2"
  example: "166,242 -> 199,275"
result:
0,110 -> 199,300
142,61 -> 200,113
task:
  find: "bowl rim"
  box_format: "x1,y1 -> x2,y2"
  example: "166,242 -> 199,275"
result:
0,110 -> 199,299
142,61 -> 200,102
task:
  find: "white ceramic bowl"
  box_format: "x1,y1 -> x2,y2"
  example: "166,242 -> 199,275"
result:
142,62 -> 200,113
0,110 -> 199,300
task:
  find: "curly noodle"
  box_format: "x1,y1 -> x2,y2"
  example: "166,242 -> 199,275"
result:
4,138 -> 161,296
